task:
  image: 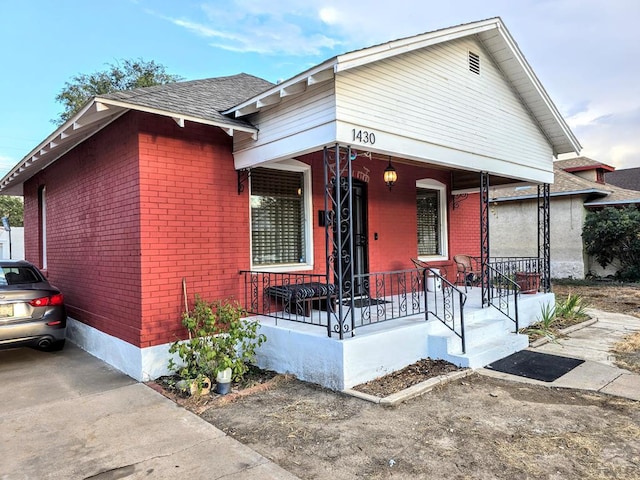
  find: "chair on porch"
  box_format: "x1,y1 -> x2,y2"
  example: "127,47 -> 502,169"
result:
411,258 -> 447,292
453,255 -> 481,292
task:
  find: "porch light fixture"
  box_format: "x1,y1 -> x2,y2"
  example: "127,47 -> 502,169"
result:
383,157 -> 397,190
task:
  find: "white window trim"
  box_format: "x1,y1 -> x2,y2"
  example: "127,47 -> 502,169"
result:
416,178 -> 448,262
40,186 -> 47,269
249,159 -> 314,272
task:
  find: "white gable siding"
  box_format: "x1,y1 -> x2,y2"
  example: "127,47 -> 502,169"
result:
335,37 -> 553,176
234,81 -> 337,166
232,37 -> 555,182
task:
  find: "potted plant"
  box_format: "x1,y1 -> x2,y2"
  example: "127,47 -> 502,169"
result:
168,295 -> 266,396
515,271 -> 541,294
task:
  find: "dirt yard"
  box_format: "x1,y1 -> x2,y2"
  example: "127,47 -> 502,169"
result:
202,374 -> 640,479
182,283 -> 640,479
553,281 -> 640,318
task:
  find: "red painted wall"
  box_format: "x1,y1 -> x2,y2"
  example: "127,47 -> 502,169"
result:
136,113 -> 250,347
24,111 -> 252,348
24,113 -> 143,345
449,192 -> 481,258
305,156 -> 480,281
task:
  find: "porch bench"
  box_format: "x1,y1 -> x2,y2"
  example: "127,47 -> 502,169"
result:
265,282 -> 337,317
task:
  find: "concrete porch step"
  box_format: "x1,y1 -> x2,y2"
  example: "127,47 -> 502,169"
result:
425,313 -> 529,369
442,334 -> 530,368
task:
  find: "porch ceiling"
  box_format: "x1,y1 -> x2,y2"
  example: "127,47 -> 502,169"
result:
451,171 -> 529,192
289,150 -> 538,193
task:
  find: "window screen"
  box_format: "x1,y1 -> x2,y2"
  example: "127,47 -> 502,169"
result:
417,188 -> 440,255
251,168 -> 305,266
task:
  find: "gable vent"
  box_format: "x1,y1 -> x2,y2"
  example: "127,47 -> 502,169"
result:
468,51 -> 480,75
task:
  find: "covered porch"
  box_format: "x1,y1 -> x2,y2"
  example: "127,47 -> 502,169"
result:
240,250 -> 554,390
227,19 -> 578,389
240,261 -> 554,390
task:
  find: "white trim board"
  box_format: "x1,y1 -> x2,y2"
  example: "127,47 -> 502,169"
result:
66,318 -> 175,382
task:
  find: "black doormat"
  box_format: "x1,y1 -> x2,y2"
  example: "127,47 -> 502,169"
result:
347,298 -> 391,308
486,350 -> 584,382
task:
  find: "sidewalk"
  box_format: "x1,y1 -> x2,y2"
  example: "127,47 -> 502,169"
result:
0,344 -> 299,479
479,308 -> 640,401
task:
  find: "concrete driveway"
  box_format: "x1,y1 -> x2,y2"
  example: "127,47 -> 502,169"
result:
0,343 -> 298,479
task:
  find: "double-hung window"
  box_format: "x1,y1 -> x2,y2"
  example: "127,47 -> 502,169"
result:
250,162 -> 312,269
416,179 -> 448,260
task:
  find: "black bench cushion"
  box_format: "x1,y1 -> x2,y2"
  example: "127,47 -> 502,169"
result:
265,282 -> 337,302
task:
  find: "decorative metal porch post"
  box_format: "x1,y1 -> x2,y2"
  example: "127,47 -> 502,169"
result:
537,184 -> 551,293
323,145 -> 356,338
480,171 -> 490,306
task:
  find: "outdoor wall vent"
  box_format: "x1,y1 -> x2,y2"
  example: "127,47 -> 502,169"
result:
468,51 -> 480,75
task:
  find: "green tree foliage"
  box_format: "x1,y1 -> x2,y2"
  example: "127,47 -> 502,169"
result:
0,196 -> 24,227
53,59 -> 183,125
582,206 -> 640,281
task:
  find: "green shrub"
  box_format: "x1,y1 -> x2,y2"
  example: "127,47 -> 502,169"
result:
168,295 -> 266,385
526,302 -> 557,340
583,206 -> 640,281
555,293 -> 588,321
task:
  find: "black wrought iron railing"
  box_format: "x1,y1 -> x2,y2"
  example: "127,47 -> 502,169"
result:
240,271 -> 335,335
489,257 -> 542,296
353,268 -> 427,328
240,268 -> 430,337
486,264 -> 519,331
489,257 -> 541,278
424,268 -> 467,353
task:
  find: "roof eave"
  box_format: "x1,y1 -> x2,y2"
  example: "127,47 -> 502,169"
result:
97,98 -> 258,135
223,59 -> 338,117
585,199 -> 640,207
0,99 -> 127,195
492,188 -> 610,202
489,21 -> 581,156
0,96 -> 260,196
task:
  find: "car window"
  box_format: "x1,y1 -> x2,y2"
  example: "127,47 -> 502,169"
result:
0,267 -> 42,285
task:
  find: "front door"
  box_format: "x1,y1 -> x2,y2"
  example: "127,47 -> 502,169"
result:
335,179 -> 369,297
352,181 -> 369,296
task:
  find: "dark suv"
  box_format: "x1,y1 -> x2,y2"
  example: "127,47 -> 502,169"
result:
0,260 -> 67,351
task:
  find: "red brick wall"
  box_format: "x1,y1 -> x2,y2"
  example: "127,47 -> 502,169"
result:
24,113 -> 143,345
449,192 -> 481,258
304,156 -> 470,279
137,113 -> 250,347
24,111 -> 252,348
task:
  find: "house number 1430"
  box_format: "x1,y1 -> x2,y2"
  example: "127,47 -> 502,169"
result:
352,129 -> 376,145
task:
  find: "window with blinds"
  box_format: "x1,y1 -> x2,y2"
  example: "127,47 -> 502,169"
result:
417,188 -> 440,255
251,168 -> 306,266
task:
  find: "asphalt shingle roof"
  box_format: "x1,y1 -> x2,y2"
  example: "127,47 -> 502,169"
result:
606,167 -> 640,191
102,74 -> 275,128
554,156 -> 614,171
491,163 -> 640,207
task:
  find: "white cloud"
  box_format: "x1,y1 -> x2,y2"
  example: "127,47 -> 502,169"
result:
573,108 -> 640,169
318,7 -> 339,25
169,19 -> 231,40
158,1 -> 342,56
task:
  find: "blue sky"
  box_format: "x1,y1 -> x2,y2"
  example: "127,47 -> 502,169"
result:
1,0 -> 638,179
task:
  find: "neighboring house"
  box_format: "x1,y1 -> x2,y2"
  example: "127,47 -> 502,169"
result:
606,167 -> 640,191
490,157 -> 640,279
0,227 -> 25,260
0,18 -> 580,389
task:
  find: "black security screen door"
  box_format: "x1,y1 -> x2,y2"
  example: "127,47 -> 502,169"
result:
335,179 -> 369,297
